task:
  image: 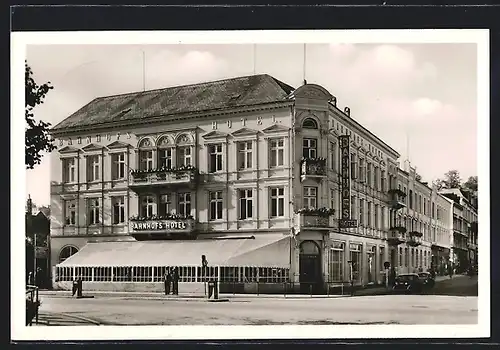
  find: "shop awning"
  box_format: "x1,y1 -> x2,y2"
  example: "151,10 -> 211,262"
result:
57,234 -> 291,268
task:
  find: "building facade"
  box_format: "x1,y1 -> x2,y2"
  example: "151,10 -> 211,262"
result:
49,74 -> 462,293
440,188 -> 478,273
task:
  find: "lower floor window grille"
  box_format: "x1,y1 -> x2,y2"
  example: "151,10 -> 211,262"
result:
55,265 -> 290,283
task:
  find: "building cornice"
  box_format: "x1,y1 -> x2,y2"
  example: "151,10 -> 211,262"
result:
50,101 -> 293,138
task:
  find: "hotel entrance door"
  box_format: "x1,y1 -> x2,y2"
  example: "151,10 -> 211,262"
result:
299,241 -> 322,294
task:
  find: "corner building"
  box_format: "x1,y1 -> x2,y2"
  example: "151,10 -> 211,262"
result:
50,74 -> 454,294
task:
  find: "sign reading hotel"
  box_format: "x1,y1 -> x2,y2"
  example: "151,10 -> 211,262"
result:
339,135 -> 358,229
131,220 -> 189,231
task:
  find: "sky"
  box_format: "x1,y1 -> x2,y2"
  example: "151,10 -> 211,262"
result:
25,42 -> 478,206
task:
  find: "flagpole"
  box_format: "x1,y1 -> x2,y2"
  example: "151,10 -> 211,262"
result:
142,50 -> 146,92
303,43 -> 307,85
253,44 -> 256,75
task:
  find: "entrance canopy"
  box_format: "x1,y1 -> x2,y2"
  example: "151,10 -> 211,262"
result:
57,234 -> 291,268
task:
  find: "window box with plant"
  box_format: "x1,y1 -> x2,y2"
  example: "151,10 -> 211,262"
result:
296,207 -> 335,228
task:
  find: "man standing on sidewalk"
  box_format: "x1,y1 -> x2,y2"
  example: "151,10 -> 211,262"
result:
164,268 -> 172,295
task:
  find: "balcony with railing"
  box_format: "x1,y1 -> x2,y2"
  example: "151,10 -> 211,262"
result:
129,166 -> 199,191
295,207 -> 335,229
387,225 -> 407,245
129,214 -> 197,240
407,231 -> 423,247
387,188 -> 406,210
300,158 -> 327,182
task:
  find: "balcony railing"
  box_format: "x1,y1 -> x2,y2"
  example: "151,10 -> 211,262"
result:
129,166 -> 199,190
387,188 -> 406,210
387,225 -> 407,245
407,231 -> 423,247
129,215 -> 196,240
296,208 -> 335,228
300,158 -> 327,181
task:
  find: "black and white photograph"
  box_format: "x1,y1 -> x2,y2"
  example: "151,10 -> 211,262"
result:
13,29 -> 489,340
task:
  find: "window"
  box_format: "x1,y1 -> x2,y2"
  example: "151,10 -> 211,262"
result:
302,118 -> 318,129
158,148 -> 173,169
111,153 -> 126,180
238,189 -> 253,220
381,206 -> 385,230
237,141 -> 253,169
350,154 -> 357,179
379,247 -> 385,272
359,199 -> 364,225
358,158 -> 365,183
87,198 -> 101,225
381,170 -> 386,191
349,244 -> 362,282
399,247 -> 403,267
178,193 -> 191,217
374,166 -> 379,190
112,196 -> 125,224
367,163 -> 372,187
330,189 -> 336,213
59,246 -> 78,263
419,195 -> 423,213
62,158 -> 76,183
208,144 -> 223,173
269,139 -> 285,168
140,195 -> 155,217
405,247 -> 409,267
329,242 -> 344,282
209,191 -> 223,220
350,195 -> 356,219
178,146 -> 192,167
374,204 -> 379,229
303,187 -> 317,209
65,200 -> 76,225
329,142 -> 336,170
139,150 -> 154,171
159,194 -> 172,216
367,202 -> 372,227
270,187 -> 285,218
432,202 -> 435,218
302,138 -> 317,158
87,155 -> 100,182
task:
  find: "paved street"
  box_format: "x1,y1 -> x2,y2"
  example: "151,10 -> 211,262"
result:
34,275 -> 478,326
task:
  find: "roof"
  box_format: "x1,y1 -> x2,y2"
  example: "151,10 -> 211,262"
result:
51,74 -> 295,133
57,234 -> 290,268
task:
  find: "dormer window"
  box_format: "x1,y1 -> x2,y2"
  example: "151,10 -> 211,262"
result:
302,118 -> 318,129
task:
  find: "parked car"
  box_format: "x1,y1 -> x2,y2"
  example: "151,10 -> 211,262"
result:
418,272 -> 435,288
392,273 -> 424,294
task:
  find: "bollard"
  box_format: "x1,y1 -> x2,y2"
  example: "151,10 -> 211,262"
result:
284,282 -> 287,298
35,288 -> 39,324
310,284 -> 313,297
327,283 -> 330,297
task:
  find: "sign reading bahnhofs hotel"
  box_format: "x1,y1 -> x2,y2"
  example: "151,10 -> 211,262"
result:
339,135 -> 358,229
131,220 -> 189,231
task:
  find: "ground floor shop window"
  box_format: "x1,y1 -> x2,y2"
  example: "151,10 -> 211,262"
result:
328,241 -> 344,282
379,246 -> 385,273
349,243 -> 362,283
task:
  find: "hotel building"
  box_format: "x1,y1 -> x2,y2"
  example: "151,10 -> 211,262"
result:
49,74 -> 459,293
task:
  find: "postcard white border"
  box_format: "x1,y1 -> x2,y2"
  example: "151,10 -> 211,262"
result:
12,29 -> 490,341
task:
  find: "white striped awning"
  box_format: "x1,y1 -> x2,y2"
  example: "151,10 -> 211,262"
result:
57,234 -> 291,268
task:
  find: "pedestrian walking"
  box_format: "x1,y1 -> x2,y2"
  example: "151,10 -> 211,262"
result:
172,267 -> 179,295
164,267 -> 172,295
448,263 -> 453,279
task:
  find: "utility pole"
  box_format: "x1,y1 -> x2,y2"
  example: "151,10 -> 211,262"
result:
27,195 -> 36,284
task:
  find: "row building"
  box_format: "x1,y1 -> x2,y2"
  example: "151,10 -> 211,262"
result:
48,74 -> 477,294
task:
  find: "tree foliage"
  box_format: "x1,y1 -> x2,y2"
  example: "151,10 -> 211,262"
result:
463,176 -> 478,192
433,170 -> 462,190
26,61 -> 55,169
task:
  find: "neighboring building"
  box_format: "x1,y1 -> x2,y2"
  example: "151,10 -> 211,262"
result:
48,74 -> 463,293
440,188 -> 478,273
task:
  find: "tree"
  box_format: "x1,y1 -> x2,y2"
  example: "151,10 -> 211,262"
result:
434,170 -> 462,190
26,62 -> 55,169
463,176 -> 478,192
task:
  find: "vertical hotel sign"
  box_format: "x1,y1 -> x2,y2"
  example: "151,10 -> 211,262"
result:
339,135 -> 358,228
